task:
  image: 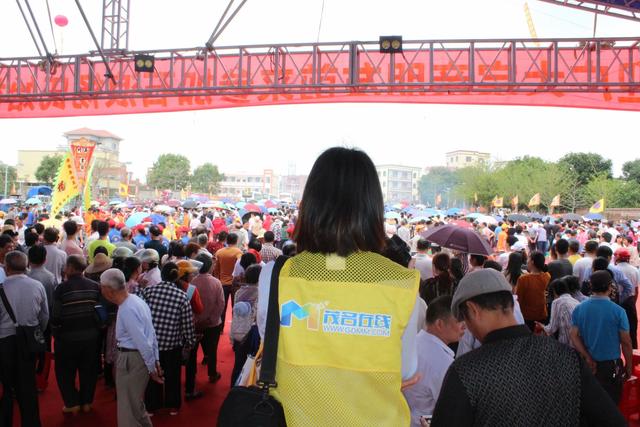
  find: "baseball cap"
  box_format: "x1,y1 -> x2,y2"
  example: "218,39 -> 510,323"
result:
451,268 -> 512,319
615,248 -> 631,262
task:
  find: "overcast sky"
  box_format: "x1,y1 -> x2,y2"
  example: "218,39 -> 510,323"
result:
1,0 -> 638,180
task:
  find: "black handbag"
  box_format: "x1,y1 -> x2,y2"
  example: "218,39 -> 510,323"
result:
0,285 -> 46,359
217,256 -> 288,427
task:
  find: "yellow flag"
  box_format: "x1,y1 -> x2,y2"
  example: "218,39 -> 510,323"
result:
589,199 -> 605,213
550,194 -> 561,207
180,189 -> 187,200
119,183 -> 129,197
528,193 -> 541,207
435,194 -> 442,206
492,196 -> 503,207
51,154 -> 81,216
511,195 -> 519,207
474,193 -> 478,202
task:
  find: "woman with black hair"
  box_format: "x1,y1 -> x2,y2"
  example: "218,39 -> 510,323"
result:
420,252 -> 458,305
516,251 -> 551,331
504,252 -> 525,287
256,147 -> 421,427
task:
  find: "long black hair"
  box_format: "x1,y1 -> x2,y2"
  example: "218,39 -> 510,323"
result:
294,147 -> 386,257
505,252 -> 524,286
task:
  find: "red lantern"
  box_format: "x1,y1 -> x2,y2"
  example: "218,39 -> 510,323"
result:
54,15 -> 68,27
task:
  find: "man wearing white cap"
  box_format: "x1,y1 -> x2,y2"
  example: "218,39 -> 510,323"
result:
431,269 -> 625,426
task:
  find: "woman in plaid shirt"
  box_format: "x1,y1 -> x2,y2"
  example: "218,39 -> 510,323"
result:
141,262 -> 196,416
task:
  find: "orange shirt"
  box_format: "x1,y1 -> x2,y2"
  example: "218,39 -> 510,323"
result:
516,272 -> 551,321
213,246 -> 243,286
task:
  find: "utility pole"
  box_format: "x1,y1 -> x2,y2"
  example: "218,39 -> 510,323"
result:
4,165 -> 8,198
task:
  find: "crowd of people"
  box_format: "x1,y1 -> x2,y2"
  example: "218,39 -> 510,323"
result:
0,202 -> 296,426
0,146 -> 639,426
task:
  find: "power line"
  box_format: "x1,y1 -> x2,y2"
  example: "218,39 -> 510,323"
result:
316,0 -> 326,43
45,0 -> 58,54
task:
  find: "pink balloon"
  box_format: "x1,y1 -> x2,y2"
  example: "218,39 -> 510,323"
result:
54,15 -> 68,27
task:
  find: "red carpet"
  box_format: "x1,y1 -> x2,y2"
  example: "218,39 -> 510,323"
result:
35,327 -> 234,427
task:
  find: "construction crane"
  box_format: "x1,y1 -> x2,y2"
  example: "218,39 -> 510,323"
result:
524,2 -> 541,46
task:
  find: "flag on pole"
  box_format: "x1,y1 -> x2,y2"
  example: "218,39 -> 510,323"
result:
435,194 -> 442,206
511,195 -> 519,207
528,193 -> 541,207
492,196 -> 503,208
589,199 -> 605,213
550,194 -> 561,207
51,153 -> 81,216
83,162 -> 94,212
474,193 -> 478,203
119,183 -> 129,198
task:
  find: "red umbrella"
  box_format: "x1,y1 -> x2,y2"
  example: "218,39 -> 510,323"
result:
421,224 -> 493,255
244,203 -> 261,213
167,199 -> 181,207
451,219 -> 473,229
264,200 -> 278,209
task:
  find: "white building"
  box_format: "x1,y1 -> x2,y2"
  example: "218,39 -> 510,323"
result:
218,169 -> 278,199
445,150 -> 490,169
376,164 -> 422,204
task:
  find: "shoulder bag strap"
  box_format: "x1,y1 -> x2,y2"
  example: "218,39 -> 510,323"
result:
0,285 -> 18,325
258,255 -> 289,388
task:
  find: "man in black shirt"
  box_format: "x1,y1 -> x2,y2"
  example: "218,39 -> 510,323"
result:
431,269 -> 625,427
144,225 -> 168,260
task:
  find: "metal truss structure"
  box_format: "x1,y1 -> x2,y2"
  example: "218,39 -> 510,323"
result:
101,0 -> 130,52
539,0 -> 640,22
1,37 -> 639,104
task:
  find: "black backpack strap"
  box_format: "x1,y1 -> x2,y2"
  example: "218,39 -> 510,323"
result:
0,285 -> 17,325
258,255 -> 289,389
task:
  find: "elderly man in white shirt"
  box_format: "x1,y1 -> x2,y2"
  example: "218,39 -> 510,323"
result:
411,238 -> 434,281
403,295 -> 465,427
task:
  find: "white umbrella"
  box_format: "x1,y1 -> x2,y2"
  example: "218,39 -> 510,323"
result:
153,205 -> 173,213
475,215 -> 498,225
0,198 -> 17,204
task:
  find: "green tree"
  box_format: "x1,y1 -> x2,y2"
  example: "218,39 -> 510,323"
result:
35,154 -> 63,185
622,159 -> 640,184
146,154 -> 191,190
0,162 -> 17,197
190,163 -> 224,193
558,152 -> 612,186
584,175 -> 640,208
418,167 -> 459,206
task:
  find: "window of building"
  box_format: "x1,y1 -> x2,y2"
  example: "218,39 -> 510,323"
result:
466,156 -> 472,162
413,172 -> 417,178
383,171 -> 386,176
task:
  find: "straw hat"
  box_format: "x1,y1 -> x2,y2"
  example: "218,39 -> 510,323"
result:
85,253 -> 113,275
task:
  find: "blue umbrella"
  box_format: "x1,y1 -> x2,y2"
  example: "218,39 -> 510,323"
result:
585,213 -> 604,220
466,213 -> 484,219
125,212 -> 150,228
446,208 -> 462,216
236,202 -> 246,209
150,214 -> 165,225
385,211 -> 401,220
267,207 -> 278,214
25,197 -> 41,205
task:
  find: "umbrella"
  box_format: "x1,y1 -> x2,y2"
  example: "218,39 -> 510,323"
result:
530,213 -> 543,220
125,212 -> 150,228
40,218 -> 62,229
446,208 -> 463,216
584,213 -> 604,220
167,199 -> 181,208
153,205 -> 172,213
450,219 -> 474,229
150,214 -> 166,225
507,214 -> 531,222
392,203 -> 403,210
267,207 -> 279,214
466,213 -> 484,219
476,215 -> 498,225
236,202 -> 246,209
0,198 -> 17,204
25,197 -> 42,205
409,216 -> 430,224
244,203 -> 262,213
561,213 -> 582,221
264,200 -> 278,209
421,224 -> 493,256
109,199 -> 122,206
182,200 -> 198,209
384,211 -> 401,220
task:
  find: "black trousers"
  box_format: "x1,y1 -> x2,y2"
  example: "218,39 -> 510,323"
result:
54,338 -> 99,407
595,359 -> 624,404
0,335 -> 41,427
185,337 -> 200,394
622,296 -> 638,349
221,285 -> 233,332
145,347 -> 182,411
199,325 -> 222,378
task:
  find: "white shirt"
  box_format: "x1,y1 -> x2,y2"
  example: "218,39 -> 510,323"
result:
573,255 -> 595,284
398,226 -> 411,246
413,253 -> 433,281
140,266 -> 161,288
617,262 -> 640,293
385,223 -> 397,238
403,331 -> 454,426
257,261 -> 421,380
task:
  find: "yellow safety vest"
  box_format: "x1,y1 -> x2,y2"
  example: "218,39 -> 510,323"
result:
272,251 -> 419,427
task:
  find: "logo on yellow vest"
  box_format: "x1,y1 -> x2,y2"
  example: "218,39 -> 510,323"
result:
280,300 -> 392,337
